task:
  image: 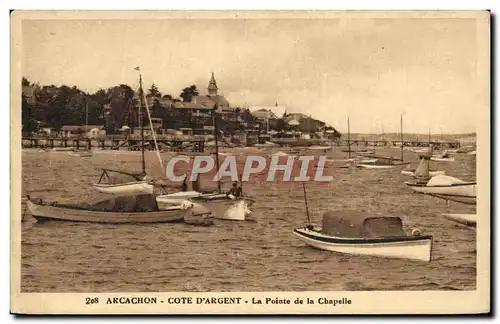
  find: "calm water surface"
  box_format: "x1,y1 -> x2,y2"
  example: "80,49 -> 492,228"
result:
20,147 -> 476,292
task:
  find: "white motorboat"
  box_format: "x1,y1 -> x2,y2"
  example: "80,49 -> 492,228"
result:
294,211 -> 432,262
442,213 -> 476,227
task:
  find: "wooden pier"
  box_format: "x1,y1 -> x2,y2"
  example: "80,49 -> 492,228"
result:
21,137 -> 206,152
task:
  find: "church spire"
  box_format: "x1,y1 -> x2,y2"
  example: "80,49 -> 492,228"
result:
207,72 -> 218,96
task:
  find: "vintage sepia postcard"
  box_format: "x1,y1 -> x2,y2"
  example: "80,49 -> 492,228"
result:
10,10 -> 490,315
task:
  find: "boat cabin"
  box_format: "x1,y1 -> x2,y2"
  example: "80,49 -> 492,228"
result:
321,211 -> 406,238
90,194 -> 160,212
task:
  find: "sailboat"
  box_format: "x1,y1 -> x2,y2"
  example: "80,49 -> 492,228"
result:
155,105 -> 255,220
91,68 -> 157,195
68,101 -> 94,158
401,155 -> 446,177
356,115 -> 410,169
292,183 -> 433,262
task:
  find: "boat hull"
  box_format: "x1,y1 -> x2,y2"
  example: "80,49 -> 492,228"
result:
401,170 -> 446,177
430,157 -> 455,162
27,199 -> 187,224
92,181 -> 154,195
405,182 -> 476,197
442,213 -> 476,227
357,162 -> 410,169
68,151 -> 93,157
293,228 -> 432,262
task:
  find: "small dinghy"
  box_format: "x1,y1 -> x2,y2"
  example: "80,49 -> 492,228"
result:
294,211 -> 432,262
405,175 -> 476,197
442,213 -> 476,227
26,194 -> 211,224
52,147 -> 74,152
308,145 -> 332,151
216,200 -> 252,221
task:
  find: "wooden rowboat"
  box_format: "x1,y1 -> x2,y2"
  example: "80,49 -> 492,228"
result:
26,194 -> 211,224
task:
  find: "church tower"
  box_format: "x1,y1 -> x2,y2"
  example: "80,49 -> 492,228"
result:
207,72 -> 219,97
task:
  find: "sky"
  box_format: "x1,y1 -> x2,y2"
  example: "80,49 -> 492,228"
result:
22,17 -> 481,134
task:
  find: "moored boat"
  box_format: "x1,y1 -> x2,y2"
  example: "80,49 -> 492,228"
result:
430,156 -> 455,162
401,170 -> 445,177
68,150 -> 93,157
357,160 -> 410,169
293,211 -> 432,262
442,213 -> 476,227
26,194 -> 211,224
405,175 -> 476,197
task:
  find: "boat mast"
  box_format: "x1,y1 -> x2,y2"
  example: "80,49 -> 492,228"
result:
400,114 -> 404,162
347,117 -> 351,158
302,182 -> 311,226
138,69 -> 146,176
212,106 -> 221,193
85,100 -> 88,134
428,128 -> 431,153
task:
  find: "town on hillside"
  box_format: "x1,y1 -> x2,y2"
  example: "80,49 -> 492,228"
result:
21,73 -> 341,147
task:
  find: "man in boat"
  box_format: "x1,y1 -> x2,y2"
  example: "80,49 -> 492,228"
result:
226,182 -> 243,200
181,176 -> 188,192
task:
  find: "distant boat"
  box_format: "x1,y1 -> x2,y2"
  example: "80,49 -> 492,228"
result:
405,175 -> 476,197
430,151 -> 455,162
356,158 -> 410,169
467,150 -> 477,155
26,194 -> 211,224
430,156 -> 455,162
428,194 -> 476,205
293,211 -> 432,262
442,213 -> 476,227
68,150 -> 93,158
401,157 -> 446,177
308,145 -> 332,151
52,147 -> 73,152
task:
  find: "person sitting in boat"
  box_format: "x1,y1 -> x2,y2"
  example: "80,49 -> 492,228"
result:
181,176 -> 188,192
226,182 -> 242,200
